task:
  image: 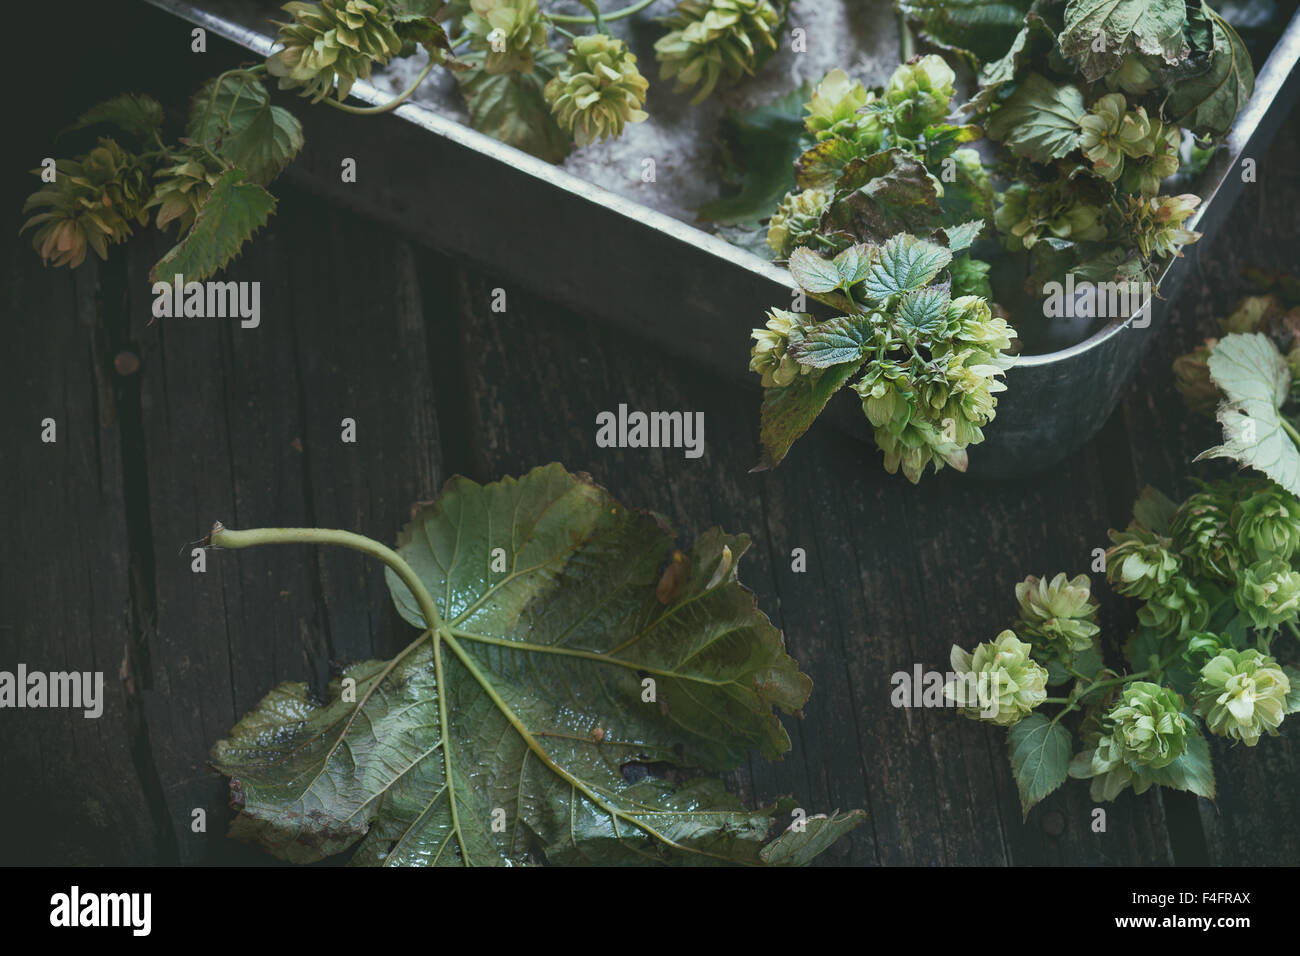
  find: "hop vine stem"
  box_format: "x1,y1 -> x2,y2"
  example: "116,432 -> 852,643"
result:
547,0 -> 658,25
323,52 -> 440,115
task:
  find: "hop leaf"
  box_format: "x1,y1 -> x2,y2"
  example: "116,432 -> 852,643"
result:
544,34 -> 648,147
149,169 -> 277,283
210,464 -> 863,865
145,148 -> 227,235
655,0 -> 781,104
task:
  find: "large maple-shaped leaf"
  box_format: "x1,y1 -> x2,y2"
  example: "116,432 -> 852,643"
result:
820,149 -> 944,246
457,50 -> 571,164
984,74 -> 1085,161
1166,4 -> 1254,140
897,0 -> 1035,66
211,465 -> 862,865
1059,0 -> 1189,81
1196,332 -> 1300,496
187,75 -> 304,185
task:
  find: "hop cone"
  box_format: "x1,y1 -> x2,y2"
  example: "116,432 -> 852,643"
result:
465,0 -> 548,74
943,630 -> 1048,727
1170,481 -> 1241,580
146,149 -> 227,235
1235,484 -> 1300,562
545,34 -> 648,146
1125,193 -> 1201,260
21,138 -> 150,269
1015,572 -> 1100,655
1194,649 -> 1291,746
1172,339 -> 1220,416
855,295 -> 1015,483
750,308 -> 813,388
766,188 -> 829,258
1101,681 -> 1188,770
883,55 -> 955,136
267,0 -> 403,102
1236,558 -> 1300,631
655,0 -> 780,103
1106,527 -> 1180,600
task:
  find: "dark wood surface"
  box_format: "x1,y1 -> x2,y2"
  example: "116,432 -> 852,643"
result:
2,1 -> 1298,866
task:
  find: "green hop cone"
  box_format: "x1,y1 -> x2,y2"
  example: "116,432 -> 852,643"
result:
884,54 -> 955,136
267,0 -> 403,102
1236,558 -> 1300,631
544,34 -> 648,147
1170,480 -> 1241,579
994,181 -> 1106,251
1101,681 -> 1189,770
1125,193 -> 1201,260
1171,339 -> 1220,416
1105,527 -> 1180,600
21,138 -> 150,269
766,188 -> 830,258
1136,575 -> 1208,639
855,295 -> 1016,483
1194,648 -> 1291,746
1078,93 -> 1127,181
750,308 -> 813,388
1014,572 -> 1101,655
804,68 -> 873,142
1235,484 -> 1300,561
943,630 -> 1048,727
145,148 -> 226,235
1120,122 -> 1181,198
654,0 -> 780,103
464,0 -> 549,75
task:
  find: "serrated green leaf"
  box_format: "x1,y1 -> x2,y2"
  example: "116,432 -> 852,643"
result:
65,94 -> 164,139
949,254 -> 993,300
150,169 -> 275,283
1166,5 -> 1255,140
984,74 -> 1085,162
213,465 -> 855,865
897,281 -> 951,336
700,85 -> 809,226
968,14 -> 1056,115
1139,728 -> 1215,799
941,219 -> 984,254
457,49 -> 571,164
187,75 -> 304,185
897,0 -> 1035,66
1060,0 -> 1190,81
861,233 -> 952,303
788,246 -> 844,293
756,361 -> 864,469
791,314 -> 874,368
794,137 -> 863,190
834,243 -> 874,286
1196,333 -> 1300,496
1132,485 -> 1179,534
759,810 -> 866,865
822,149 -> 945,246
1007,713 -> 1072,817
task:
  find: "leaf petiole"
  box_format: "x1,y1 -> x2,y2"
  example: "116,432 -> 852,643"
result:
323,53 -> 439,115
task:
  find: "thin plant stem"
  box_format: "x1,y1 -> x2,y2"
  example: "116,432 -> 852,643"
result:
548,0 -> 657,25
323,54 -> 439,115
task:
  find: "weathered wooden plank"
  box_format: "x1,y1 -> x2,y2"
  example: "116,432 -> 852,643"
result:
0,242 -> 162,864
129,196 -> 444,862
